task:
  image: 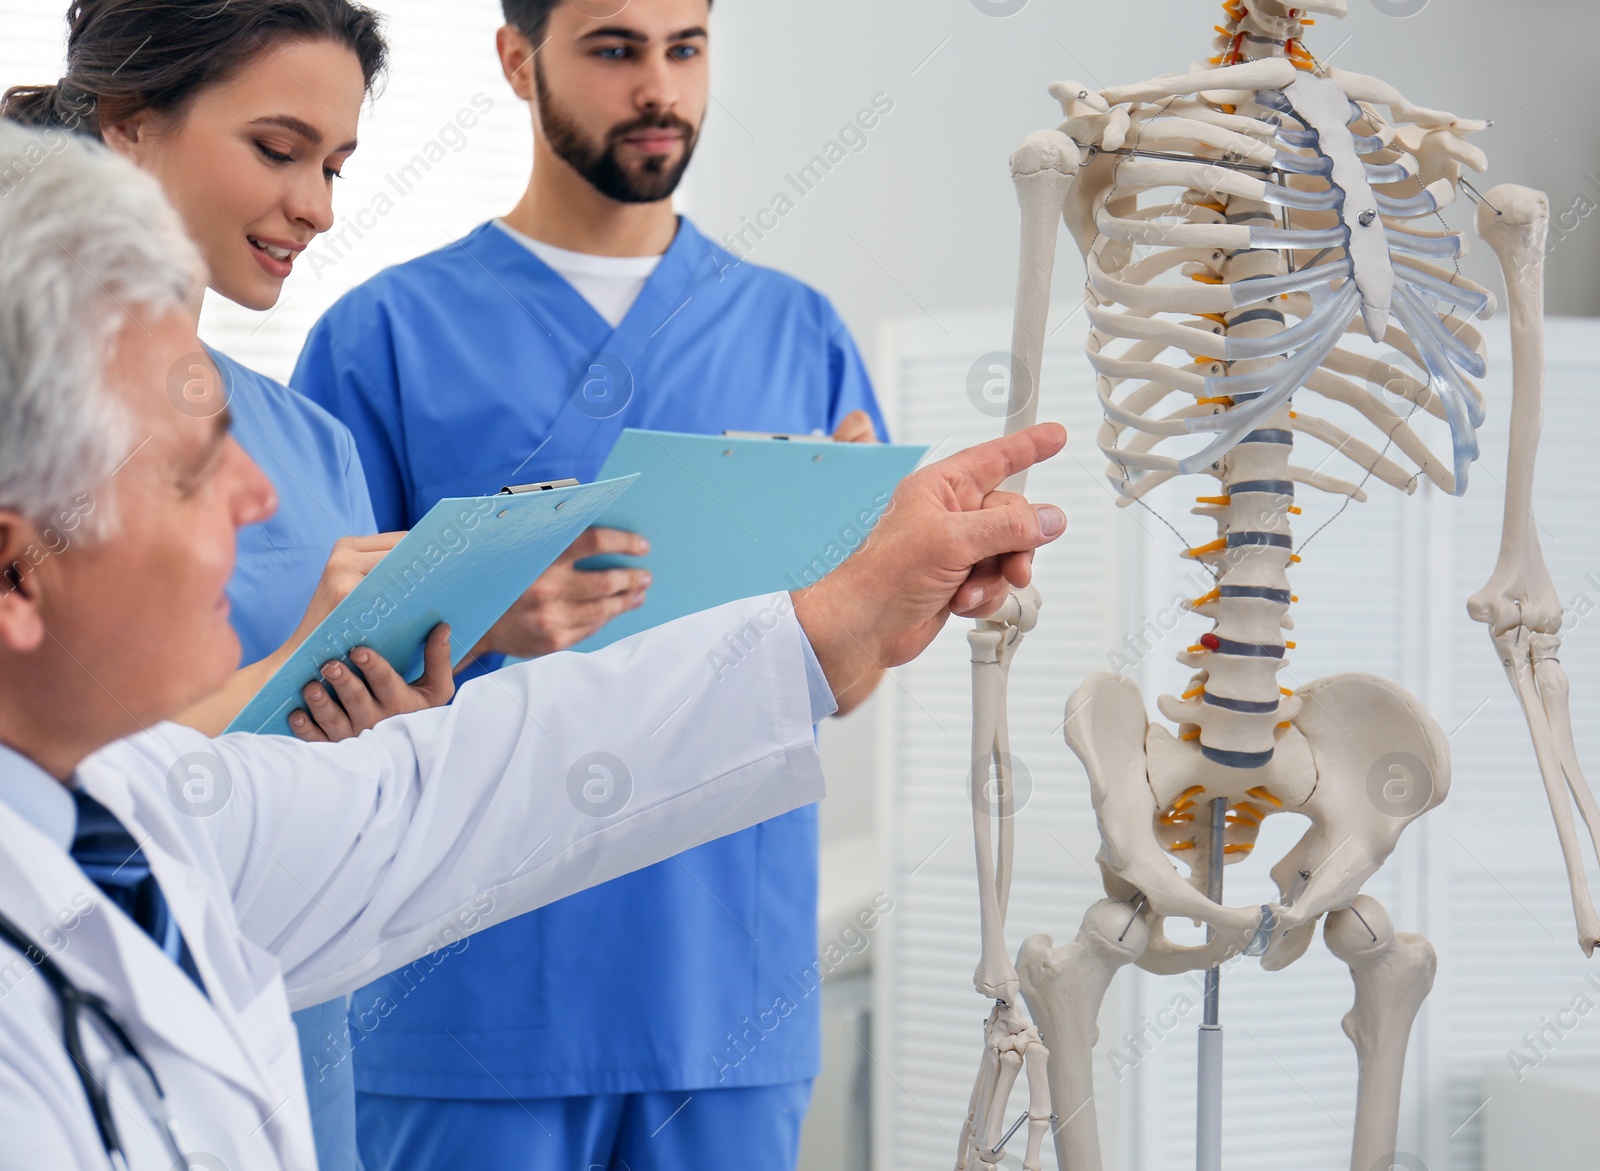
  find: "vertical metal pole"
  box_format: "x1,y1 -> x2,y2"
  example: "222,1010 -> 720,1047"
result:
1197,796 -> 1227,1171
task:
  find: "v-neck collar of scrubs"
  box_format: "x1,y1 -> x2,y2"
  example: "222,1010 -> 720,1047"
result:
456,216 -> 711,357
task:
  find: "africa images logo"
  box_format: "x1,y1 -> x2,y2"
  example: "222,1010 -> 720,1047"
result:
567,752 -> 633,818
166,752 -> 234,818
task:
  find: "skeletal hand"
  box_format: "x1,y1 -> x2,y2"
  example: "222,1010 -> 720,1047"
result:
958,998 -> 1052,1171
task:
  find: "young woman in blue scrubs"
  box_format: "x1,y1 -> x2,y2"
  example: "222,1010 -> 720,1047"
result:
4,3 -> 451,1166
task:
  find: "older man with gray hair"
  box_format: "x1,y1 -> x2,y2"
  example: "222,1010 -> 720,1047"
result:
0,121 -> 1067,1170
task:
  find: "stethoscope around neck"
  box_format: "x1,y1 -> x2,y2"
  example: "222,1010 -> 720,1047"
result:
0,907 -> 189,1170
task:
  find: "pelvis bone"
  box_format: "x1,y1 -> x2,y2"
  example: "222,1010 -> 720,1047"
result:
1064,669 -> 1448,966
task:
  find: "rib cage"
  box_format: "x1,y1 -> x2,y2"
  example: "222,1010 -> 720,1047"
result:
1057,62 -> 1498,777
1083,74 -> 1493,503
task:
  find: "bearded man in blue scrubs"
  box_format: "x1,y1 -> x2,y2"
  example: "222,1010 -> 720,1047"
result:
291,2 -> 888,1169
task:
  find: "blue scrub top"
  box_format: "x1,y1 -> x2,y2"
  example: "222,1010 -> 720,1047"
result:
292,217 -> 887,1098
219,349 -> 379,663
212,349 -> 375,1170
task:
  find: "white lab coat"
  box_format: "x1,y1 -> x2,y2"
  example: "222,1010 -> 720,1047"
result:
0,595 -> 825,1170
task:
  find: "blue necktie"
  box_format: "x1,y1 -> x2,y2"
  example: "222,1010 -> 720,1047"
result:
71,788 -> 207,995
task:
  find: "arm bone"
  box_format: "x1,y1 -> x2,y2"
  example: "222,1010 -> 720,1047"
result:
1468,183 -> 1600,955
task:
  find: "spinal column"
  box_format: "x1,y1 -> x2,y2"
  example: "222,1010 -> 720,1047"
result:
1190,3 -> 1303,775
1156,192 -> 1303,769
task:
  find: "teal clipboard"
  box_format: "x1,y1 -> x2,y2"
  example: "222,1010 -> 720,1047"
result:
570,430 -> 927,653
227,475 -> 637,736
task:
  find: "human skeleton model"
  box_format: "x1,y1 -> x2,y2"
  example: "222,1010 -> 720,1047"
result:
954,3 -> 1600,1170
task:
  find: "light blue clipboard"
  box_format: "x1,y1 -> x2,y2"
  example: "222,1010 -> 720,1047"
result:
570,429 -> 927,653
227,475 -> 637,736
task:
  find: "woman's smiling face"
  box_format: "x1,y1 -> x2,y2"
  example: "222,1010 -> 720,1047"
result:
102,37 -> 366,311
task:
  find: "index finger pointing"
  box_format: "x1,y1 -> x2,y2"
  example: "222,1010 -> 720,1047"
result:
928,423 -> 1067,502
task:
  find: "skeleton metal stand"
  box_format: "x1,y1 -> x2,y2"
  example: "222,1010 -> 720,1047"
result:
1197,796 -> 1227,1171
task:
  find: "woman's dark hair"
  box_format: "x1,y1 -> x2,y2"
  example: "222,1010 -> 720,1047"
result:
2,0 -> 388,138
